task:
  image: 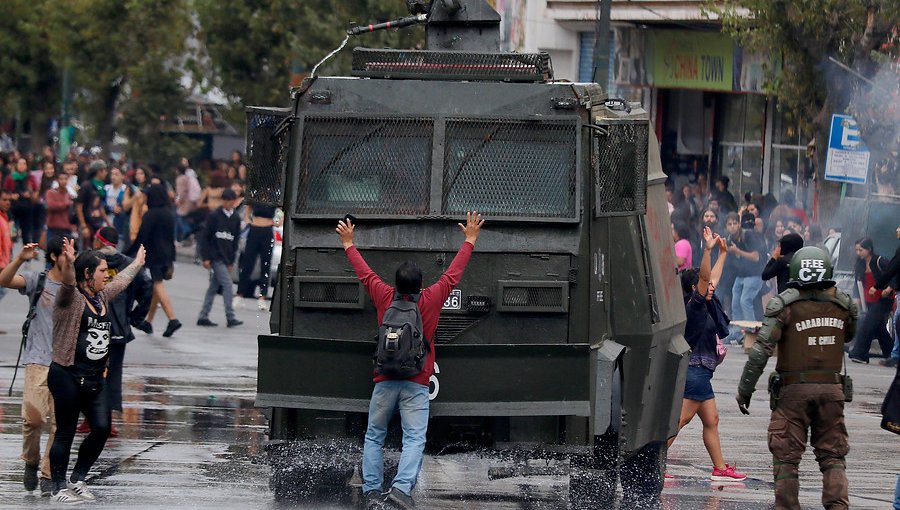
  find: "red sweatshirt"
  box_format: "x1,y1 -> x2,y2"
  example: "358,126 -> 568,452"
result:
44,187 -> 74,230
345,241 -> 474,387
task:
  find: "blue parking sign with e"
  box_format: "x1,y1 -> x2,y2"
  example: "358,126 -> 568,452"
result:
824,114 -> 870,184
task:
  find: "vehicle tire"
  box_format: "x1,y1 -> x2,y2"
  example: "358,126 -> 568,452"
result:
619,441 -> 666,508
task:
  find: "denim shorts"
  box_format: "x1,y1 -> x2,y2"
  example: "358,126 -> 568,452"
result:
683,365 -> 715,402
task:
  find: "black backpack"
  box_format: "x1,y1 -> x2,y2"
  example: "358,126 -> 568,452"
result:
375,292 -> 427,378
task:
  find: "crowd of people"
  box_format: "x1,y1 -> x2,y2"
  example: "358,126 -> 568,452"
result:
668,173 -> 900,507
0,145 -> 280,502
667,175 -> 899,367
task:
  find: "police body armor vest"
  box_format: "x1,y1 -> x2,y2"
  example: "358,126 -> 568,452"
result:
776,300 -> 850,375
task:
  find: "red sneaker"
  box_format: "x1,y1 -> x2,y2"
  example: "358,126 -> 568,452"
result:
109,424 -> 118,438
76,420 -> 91,434
711,464 -> 746,481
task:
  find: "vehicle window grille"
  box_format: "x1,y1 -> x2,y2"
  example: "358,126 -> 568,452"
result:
296,116 -> 433,216
245,109 -> 290,207
594,121 -> 648,216
435,315 -> 480,343
292,277 -> 364,309
442,119 -> 577,219
351,48 -> 554,82
497,281 -> 569,313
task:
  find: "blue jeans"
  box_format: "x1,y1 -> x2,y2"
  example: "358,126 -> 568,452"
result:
199,261 -> 236,322
362,380 -> 429,496
895,473 -> 900,509
726,276 -> 764,342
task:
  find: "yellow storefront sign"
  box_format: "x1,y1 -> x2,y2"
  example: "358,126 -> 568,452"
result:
649,31 -> 734,91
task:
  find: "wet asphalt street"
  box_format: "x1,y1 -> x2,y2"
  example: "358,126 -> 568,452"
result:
0,256 -> 897,509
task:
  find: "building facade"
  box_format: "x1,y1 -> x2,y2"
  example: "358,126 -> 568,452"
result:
513,0 -> 816,220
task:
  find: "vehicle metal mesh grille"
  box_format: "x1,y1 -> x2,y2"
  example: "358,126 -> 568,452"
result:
595,122 -> 648,216
296,116 -> 433,215
502,286 -> 563,308
352,48 -> 553,82
435,315 -> 479,343
442,119 -> 577,219
245,109 -> 290,206
293,278 -> 364,309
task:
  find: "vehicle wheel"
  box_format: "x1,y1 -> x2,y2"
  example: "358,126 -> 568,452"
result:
619,441 -> 665,508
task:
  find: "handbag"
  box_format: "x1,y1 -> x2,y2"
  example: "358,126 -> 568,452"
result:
715,335 -> 727,366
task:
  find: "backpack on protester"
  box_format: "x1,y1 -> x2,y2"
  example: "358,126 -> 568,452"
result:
374,292 -> 428,379
9,271 -> 47,396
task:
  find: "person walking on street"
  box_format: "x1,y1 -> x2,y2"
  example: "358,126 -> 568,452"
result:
236,203 -> 277,310
337,211 -> 484,510
3,157 -> 39,244
197,188 -> 243,328
737,246 -> 858,510
848,237 -> 894,363
128,184 -> 181,337
0,238 -> 67,496
48,239 -> 146,503
667,227 -> 746,481
874,225 -> 900,368
174,159 -> 201,243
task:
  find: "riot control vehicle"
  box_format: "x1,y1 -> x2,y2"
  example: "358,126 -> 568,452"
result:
246,1 -> 689,506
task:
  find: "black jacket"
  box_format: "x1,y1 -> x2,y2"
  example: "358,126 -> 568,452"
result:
876,244 -> 900,291
199,208 -> 241,265
99,247 -> 153,344
762,254 -> 793,294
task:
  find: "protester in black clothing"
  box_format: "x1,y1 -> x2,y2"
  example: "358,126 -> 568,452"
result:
48,239 -> 145,502
712,176 -> 738,214
93,227 -> 153,424
237,203 -> 276,309
128,184 -> 181,337
874,226 -> 900,368
761,233 -> 804,294
197,188 -> 243,328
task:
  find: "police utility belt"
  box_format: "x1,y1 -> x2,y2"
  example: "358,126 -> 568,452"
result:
768,370 -> 853,410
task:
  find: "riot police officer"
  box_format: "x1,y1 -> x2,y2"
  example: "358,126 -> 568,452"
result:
736,246 -> 858,509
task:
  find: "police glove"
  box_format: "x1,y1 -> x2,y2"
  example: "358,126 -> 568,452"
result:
736,393 -> 751,415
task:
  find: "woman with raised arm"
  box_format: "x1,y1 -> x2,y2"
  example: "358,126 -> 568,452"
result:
666,226 -> 747,482
47,238 -> 145,503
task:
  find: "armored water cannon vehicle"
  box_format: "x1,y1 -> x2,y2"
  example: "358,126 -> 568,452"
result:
246,0 -> 689,506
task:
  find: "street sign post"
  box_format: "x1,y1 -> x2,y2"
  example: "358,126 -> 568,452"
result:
824,114 -> 870,184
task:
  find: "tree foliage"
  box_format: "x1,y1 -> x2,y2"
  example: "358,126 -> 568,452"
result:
45,0 -> 193,161
195,0 -> 425,113
712,0 -> 899,215
0,0 -> 59,148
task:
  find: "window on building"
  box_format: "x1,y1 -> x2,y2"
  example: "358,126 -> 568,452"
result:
717,94 -> 765,201
769,112 -> 812,210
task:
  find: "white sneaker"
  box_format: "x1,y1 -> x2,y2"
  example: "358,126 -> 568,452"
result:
51,488 -> 83,504
67,480 -> 95,501
257,297 -> 268,311
232,296 -> 244,309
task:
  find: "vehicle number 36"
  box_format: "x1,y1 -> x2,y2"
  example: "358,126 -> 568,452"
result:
443,290 -> 461,310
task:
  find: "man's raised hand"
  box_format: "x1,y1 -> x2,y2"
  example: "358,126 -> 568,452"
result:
336,219 -> 355,248
459,211 -> 485,245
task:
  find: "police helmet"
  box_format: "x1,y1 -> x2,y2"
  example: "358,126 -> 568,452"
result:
787,246 -> 835,289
